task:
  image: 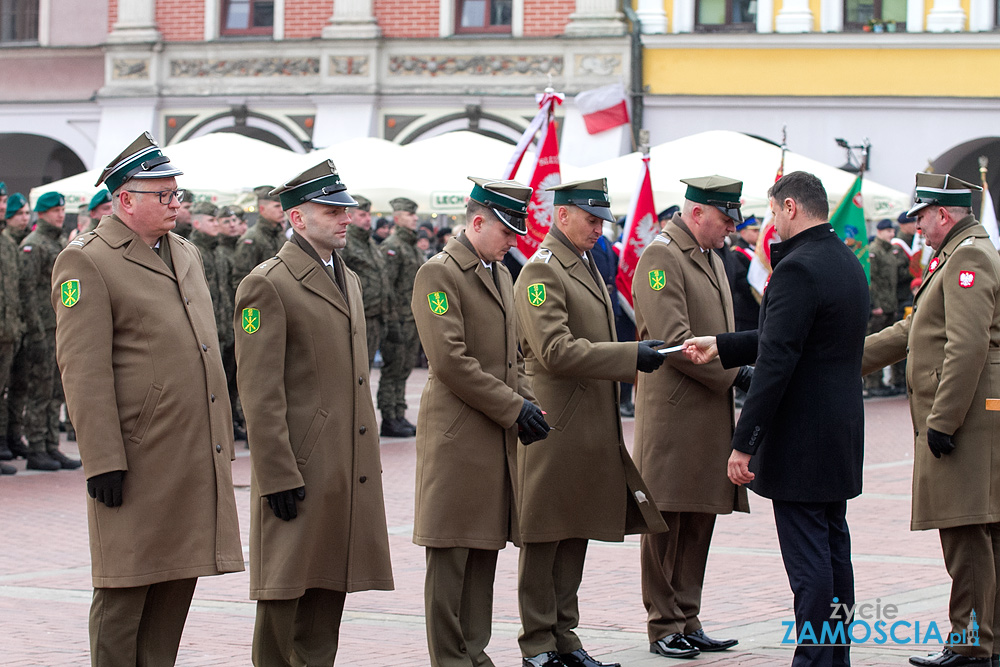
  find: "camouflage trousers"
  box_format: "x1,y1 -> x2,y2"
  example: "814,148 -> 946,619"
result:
2,336 -> 27,448
364,315 -> 383,369
221,341 -> 244,428
0,340 -> 16,446
377,320 -> 418,420
21,331 -> 62,453
864,313 -> 896,390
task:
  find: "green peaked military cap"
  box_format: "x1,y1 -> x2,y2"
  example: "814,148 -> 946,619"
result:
468,176 -> 532,235
6,192 -> 26,219
547,178 -> 614,223
97,132 -> 183,193
88,189 -> 112,211
390,197 -> 418,214
680,175 -> 744,223
351,194 -> 371,212
34,191 -> 65,213
908,172 -> 981,217
191,201 -> 219,217
271,160 -> 358,211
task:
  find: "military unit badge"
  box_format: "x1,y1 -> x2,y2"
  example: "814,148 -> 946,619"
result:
527,283 -> 546,307
60,279 -> 80,307
648,270 -> 666,291
242,307 -> 260,334
427,291 -> 449,315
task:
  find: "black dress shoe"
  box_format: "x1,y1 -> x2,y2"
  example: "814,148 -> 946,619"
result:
380,418 -> 415,438
0,461 -> 15,475
909,648 -> 993,666
619,400 -> 634,418
48,450 -> 83,470
0,444 -> 13,461
522,651 -> 566,667
26,452 -> 61,471
650,633 -> 700,659
559,648 -> 621,667
684,628 -> 738,652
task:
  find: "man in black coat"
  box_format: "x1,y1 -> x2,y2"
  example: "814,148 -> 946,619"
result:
684,171 -> 869,667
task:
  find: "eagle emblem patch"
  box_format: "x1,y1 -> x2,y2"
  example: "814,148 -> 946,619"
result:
959,271 -> 975,288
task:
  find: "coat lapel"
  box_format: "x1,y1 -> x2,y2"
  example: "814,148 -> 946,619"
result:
666,220 -> 721,293
168,233 -> 191,285
449,235 -> 503,309
280,244 -> 350,317
96,217 -> 175,281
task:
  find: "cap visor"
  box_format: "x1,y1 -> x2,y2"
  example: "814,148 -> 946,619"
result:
130,164 -> 184,180
906,202 -> 930,217
492,208 -> 528,235
311,191 -> 359,208
579,203 -> 615,223
715,205 -> 743,224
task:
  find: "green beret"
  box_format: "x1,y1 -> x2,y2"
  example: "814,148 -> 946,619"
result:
390,197 -> 418,214
254,185 -> 280,203
191,201 -> 219,217
34,191 -> 66,213
547,178 -> 613,223
88,189 -> 112,212
680,175 -> 744,223
271,161 -> 357,211
351,194 -> 371,212
0,182 -> 6,197
97,132 -> 183,194
5,193 -> 26,219
468,176 -> 532,235
908,172 -> 981,217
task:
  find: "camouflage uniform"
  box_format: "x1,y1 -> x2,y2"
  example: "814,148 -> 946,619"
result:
230,220 -> 285,294
18,221 -> 65,455
3,226 -> 30,452
215,233 -> 243,434
892,230 -> 917,388
191,230 -> 233,349
0,226 -> 23,458
377,225 -> 424,421
864,235 -> 899,392
341,223 -> 393,367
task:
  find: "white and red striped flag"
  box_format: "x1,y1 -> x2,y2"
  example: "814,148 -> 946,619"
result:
575,83 -> 630,135
615,153 -> 657,320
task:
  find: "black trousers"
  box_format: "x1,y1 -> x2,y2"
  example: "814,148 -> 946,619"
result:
772,499 -> 854,667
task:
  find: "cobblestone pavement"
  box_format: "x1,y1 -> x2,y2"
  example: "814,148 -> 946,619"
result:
0,368 -> 955,666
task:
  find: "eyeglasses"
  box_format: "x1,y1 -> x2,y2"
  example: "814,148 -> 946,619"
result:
124,189 -> 185,205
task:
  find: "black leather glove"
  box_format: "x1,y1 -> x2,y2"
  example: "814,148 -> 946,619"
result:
733,365 -> 754,393
266,486 -> 306,521
87,470 -> 125,508
517,399 -> 551,445
385,321 -> 402,344
926,427 -> 955,459
636,340 -> 666,374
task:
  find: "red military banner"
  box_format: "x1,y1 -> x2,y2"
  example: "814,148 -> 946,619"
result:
615,153 -> 657,320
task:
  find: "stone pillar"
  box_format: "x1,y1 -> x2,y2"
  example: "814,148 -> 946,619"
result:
926,0 -> 967,30
322,0 -> 380,39
107,0 -> 161,43
906,0 -> 925,31
636,0 -> 668,33
564,0 -> 627,36
756,0 -> 775,32
774,0 -> 814,32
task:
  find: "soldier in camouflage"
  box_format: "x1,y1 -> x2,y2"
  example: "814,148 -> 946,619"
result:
173,189 -> 195,239
891,212 -> 919,391
215,205 -> 245,441
378,197 -> 424,438
341,194 -> 393,368
0,185 -> 20,474
864,219 -> 900,397
230,185 -> 286,294
18,191 -> 82,470
190,202 -> 233,354
2,193 -> 31,461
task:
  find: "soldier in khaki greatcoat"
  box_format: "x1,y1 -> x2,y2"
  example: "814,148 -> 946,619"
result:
52,132 -> 244,666
513,178 -> 668,667
235,160 -> 393,666
412,177 -> 549,667
864,173 -> 1000,667
632,177 -> 752,660
341,194 -> 393,368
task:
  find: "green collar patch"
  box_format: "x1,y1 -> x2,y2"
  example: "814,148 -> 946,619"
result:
242,307 -> 260,334
60,279 -> 80,307
427,291 -> 449,315
527,283 -> 547,307
648,270 -> 665,291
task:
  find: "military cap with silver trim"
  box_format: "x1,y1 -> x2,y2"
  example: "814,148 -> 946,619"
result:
907,172 -> 981,217
468,176 -> 532,235
97,132 -> 183,194
547,178 -> 614,223
270,160 -> 358,211
680,175 -> 744,224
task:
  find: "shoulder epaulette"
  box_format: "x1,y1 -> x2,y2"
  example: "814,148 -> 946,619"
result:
651,233 -> 672,246
66,232 -> 97,249
959,237 -> 975,247
532,248 -> 553,263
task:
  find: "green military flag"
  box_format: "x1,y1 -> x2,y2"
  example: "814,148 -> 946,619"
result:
242,307 -> 260,334
427,291 -> 449,315
828,174 -> 870,282
60,279 -> 80,307
527,283 -> 546,307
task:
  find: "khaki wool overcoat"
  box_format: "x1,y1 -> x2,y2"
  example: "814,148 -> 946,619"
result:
51,215 -> 244,588
632,219 -> 749,515
513,229 -> 667,543
235,238 -> 394,600
411,235 -> 537,550
864,217 -> 1000,530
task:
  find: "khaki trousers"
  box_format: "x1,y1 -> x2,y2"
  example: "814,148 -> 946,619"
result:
89,578 -> 197,667
517,539 -> 588,658
252,588 -> 347,667
640,511 -> 717,642
425,547 -> 499,667
940,522 -> 1000,658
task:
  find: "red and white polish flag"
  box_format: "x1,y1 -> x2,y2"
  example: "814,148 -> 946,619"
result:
575,83 -> 630,135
